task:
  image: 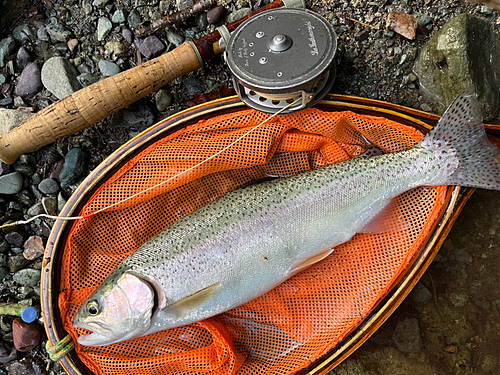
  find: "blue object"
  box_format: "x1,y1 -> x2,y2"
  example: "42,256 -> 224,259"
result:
21,307 -> 38,323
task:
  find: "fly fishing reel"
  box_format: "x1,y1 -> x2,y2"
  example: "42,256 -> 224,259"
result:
220,8 -> 337,114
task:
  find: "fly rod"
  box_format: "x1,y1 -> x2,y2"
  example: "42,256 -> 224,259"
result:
0,0 -> 305,165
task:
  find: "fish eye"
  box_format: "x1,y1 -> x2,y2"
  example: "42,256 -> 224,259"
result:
87,300 -> 100,316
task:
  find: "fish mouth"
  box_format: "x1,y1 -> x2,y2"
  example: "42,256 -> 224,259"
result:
74,321 -> 119,346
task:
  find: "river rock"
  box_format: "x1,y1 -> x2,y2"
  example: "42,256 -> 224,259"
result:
38,178 -> 59,194
42,196 -> 57,215
8,254 -> 30,273
127,10 -> 141,28
41,57 -> 82,100
0,339 -> 19,364
98,59 -> 120,76
16,47 -> 33,71
0,172 -> 23,195
12,24 -> 34,42
112,9 -> 128,24
97,17 -> 112,41
0,37 -> 15,68
14,63 -> 43,99
59,148 -> 86,188
139,36 -> 165,59
12,318 -> 42,352
12,268 -> 41,286
23,236 -> 44,261
155,89 -> 173,111
45,17 -> 73,42
413,14 -> 500,120
77,72 -> 99,87
228,8 -> 251,23
392,317 -> 422,355
207,5 -> 225,24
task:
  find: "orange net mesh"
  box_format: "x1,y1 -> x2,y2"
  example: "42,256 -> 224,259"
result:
58,108 -> 447,375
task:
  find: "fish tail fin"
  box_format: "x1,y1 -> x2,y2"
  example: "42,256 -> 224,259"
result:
419,85 -> 500,190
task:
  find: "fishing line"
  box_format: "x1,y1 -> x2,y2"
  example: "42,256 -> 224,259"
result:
0,97 -> 301,230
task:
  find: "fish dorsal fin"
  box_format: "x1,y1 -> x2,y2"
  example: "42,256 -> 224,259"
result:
167,282 -> 222,318
359,197 -> 409,234
291,248 -> 335,276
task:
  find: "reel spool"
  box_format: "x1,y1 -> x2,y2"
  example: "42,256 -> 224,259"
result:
221,8 -> 337,114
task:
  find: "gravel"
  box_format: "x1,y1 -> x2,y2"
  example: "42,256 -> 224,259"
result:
0,0 -> 499,374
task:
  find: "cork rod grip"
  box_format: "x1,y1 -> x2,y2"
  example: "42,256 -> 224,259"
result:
0,42 -> 202,164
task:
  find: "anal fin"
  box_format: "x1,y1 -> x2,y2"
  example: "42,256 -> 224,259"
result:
291,248 -> 335,276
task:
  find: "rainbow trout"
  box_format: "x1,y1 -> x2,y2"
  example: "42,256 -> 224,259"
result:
73,87 -> 500,346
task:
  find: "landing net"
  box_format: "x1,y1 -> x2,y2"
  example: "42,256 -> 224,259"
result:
58,108 -> 446,374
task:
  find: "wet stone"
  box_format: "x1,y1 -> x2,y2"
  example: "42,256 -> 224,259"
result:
97,17 -> 113,41
391,317 -> 422,355
41,57 -> 82,100
122,28 -> 134,43
14,63 -> 42,99
13,164 -> 34,177
112,9 -> 128,24
196,13 -> 208,30
5,232 -> 25,248
155,89 -> 173,111
0,172 -> 23,195
45,17 -> 73,42
17,190 -> 33,206
450,293 -> 469,307
228,8 -> 252,23
0,98 -> 13,106
450,248 -> 473,264
0,339 -> 19,364
99,59 -> 121,76
93,0 -> 110,6
0,37 -> 15,68
386,11 -> 418,40
0,240 -> 9,253
184,76 -> 207,96
354,27 -> 370,41
139,36 -> 165,59
27,203 -> 44,217
12,318 -> 41,352
413,14 -> 500,121
16,47 -> 33,71
42,196 -> 57,215
105,41 -> 125,55
207,5 -> 225,24
38,178 -> 59,195
12,268 -> 40,286
23,236 -> 43,261
8,254 -> 31,273
0,162 -> 11,176
67,39 -> 79,53
12,24 -> 34,42
36,27 -> 50,42
0,108 -> 32,134
59,148 -> 86,189
166,29 -> 185,47
127,10 -> 141,29
77,72 -> 99,87
410,281 -> 432,303
0,267 -> 8,281
481,354 -> 498,373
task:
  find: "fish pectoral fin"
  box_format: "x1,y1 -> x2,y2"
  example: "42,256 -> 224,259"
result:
167,282 -> 222,318
291,248 -> 334,276
359,197 -> 410,234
